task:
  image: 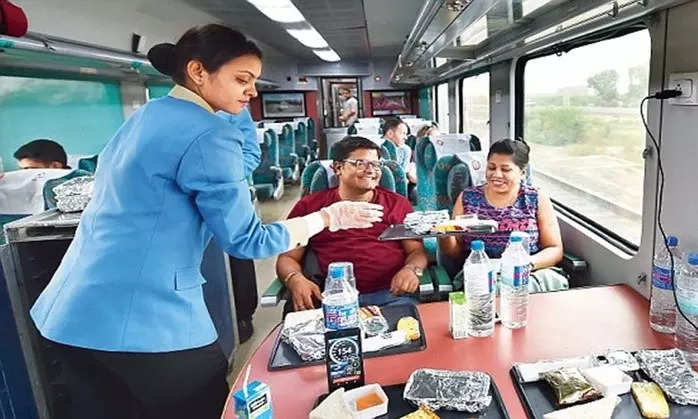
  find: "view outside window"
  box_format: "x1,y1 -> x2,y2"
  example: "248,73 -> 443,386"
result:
524,30 -> 650,245
461,72 -> 490,149
437,82 -> 450,132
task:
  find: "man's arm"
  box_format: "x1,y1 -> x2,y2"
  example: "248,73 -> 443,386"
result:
276,246 -> 323,311
390,239 -> 428,295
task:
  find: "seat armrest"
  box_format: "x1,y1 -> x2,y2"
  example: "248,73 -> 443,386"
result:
261,278 -> 288,307
560,252 -> 587,273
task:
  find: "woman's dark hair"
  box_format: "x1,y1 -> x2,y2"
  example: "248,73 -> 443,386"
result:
331,136 -> 382,162
148,24 -> 262,85
382,117 -> 405,134
487,138 -> 530,171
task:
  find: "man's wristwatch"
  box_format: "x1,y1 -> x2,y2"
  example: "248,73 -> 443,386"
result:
403,264 -> 424,277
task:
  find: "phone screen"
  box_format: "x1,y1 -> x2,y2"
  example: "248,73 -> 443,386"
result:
325,328 -> 364,392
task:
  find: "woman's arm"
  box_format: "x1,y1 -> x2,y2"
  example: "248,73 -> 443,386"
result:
532,189 -> 563,270
438,192 -> 465,259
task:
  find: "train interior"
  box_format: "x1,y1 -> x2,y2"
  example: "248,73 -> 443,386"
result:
2,0 -> 698,418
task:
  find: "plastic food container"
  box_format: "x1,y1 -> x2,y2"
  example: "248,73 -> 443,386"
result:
581,365 -> 633,396
344,384 -> 389,419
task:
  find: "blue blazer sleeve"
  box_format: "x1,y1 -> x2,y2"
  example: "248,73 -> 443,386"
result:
176,127 -> 289,259
218,109 -> 261,177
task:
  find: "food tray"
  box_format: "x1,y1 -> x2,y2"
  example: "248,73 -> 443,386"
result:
379,224 -> 496,241
510,362 -> 698,418
268,304 -> 426,371
313,378 -> 510,418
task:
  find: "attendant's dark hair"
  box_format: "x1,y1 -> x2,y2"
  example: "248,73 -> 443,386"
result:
487,138 -> 530,171
14,139 -> 68,168
382,117 -> 405,134
332,136 -> 382,162
147,24 -> 262,85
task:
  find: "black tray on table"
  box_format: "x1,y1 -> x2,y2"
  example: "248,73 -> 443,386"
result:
267,304 -> 426,371
379,224 -> 496,241
313,378 -> 510,418
510,362 -> 698,418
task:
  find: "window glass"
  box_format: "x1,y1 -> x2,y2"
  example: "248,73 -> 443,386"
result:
436,82 -> 450,132
524,30 -> 650,245
0,76 -> 124,171
461,72 -> 490,148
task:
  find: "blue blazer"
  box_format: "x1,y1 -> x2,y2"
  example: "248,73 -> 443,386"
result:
31,87 -> 301,352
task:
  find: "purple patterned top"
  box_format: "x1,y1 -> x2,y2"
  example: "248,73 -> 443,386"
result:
460,184 -> 540,259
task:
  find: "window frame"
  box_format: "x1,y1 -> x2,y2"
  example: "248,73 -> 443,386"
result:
514,22 -> 650,253
435,81 -> 450,129
458,70 -> 490,137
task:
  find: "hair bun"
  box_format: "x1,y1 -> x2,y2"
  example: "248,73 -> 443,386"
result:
147,43 -> 177,76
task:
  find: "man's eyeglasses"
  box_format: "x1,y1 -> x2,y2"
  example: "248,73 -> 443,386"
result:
341,159 -> 384,172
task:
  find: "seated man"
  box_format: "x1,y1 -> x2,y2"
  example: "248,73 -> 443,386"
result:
382,117 -> 417,202
14,139 -> 70,169
276,136 -> 428,312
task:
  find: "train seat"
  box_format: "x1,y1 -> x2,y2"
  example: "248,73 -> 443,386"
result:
251,130 -> 284,201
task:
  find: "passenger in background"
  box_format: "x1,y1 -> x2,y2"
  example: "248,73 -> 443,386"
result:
277,136 -> 428,312
383,117 -> 418,200
416,123 -> 440,139
438,138 -> 566,291
14,139 -> 70,169
338,87 -> 358,126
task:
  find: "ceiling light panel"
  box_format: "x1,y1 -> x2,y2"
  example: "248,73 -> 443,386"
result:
286,28 -> 329,49
246,0 -> 306,23
313,49 -> 341,62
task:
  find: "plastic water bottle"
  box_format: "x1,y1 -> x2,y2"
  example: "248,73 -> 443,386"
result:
322,263 -> 359,331
676,252 -> 698,369
464,240 -> 495,337
649,235 -> 681,333
500,235 -> 531,329
328,261 -> 356,291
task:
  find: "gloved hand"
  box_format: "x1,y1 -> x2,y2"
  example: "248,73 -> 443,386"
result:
320,201 -> 384,232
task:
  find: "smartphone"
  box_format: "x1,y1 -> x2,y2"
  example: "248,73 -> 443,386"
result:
325,328 -> 365,393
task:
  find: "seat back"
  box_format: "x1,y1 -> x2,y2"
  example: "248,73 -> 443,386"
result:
405,135 -> 417,154
415,134 -> 480,211
77,154 -> 98,173
380,140 -> 397,161
42,169 -> 93,210
278,123 -> 297,166
433,151 -> 487,212
252,130 -> 279,183
300,160 -> 326,196
295,121 -> 308,156
307,118 -> 316,141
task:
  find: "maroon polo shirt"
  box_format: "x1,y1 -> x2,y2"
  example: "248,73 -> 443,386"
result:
287,187 -> 413,293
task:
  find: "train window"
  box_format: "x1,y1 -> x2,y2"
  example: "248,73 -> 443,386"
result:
436,82 -> 449,132
460,72 -> 490,147
0,76 -> 124,171
523,30 -> 650,246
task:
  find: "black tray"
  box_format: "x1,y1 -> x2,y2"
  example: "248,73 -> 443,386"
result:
314,379 -> 510,418
510,364 -> 698,418
268,304 -> 427,371
379,224 -> 496,241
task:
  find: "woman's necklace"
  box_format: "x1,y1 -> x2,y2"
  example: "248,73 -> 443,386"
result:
484,185 -> 518,208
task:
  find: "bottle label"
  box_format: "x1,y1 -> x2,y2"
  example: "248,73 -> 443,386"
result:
512,265 -> 530,287
677,288 -> 698,316
323,300 -> 359,330
651,266 -> 673,290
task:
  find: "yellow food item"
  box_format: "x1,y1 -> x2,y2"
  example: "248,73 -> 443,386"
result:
400,405 -> 440,419
355,391 -> 383,411
431,221 -> 464,233
631,382 -> 670,418
397,316 -> 420,341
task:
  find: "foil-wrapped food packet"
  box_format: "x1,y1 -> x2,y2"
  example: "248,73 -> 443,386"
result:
599,349 -> 640,372
635,348 -> 698,405
404,211 -> 450,235
403,369 -> 492,413
280,317 -> 325,362
53,176 -> 95,213
541,367 -> 602,406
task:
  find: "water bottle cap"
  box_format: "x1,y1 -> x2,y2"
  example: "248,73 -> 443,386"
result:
688,252 -> 698,266
471,240 -> 484,251
509,235 -> 523,243
666,236 -> 678,247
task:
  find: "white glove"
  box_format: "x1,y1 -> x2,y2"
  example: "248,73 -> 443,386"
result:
320,201 -> 384,232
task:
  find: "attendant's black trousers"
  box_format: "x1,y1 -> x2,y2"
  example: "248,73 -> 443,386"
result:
50,339 -> 228,419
